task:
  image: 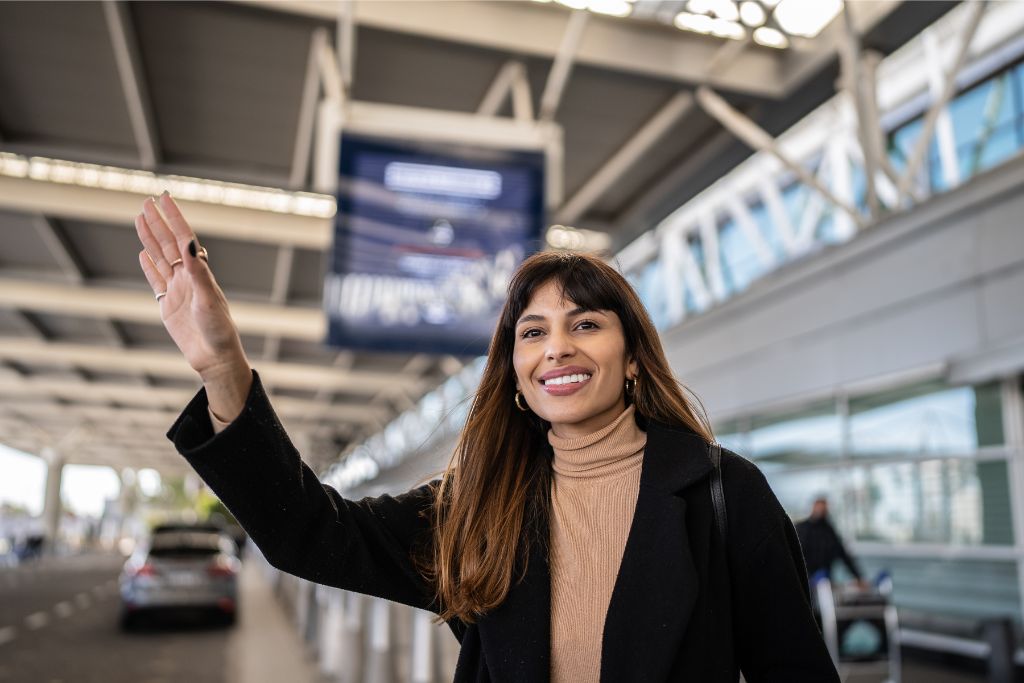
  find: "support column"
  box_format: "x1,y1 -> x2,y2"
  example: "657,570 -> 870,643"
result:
118,468 -> 138,544
40,447 -> 64,555
365,597 -> 394,683
338,591 -> 364,683
411,608 -> 435,683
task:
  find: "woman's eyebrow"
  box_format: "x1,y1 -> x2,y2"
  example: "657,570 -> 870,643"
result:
515,307 -> 594,327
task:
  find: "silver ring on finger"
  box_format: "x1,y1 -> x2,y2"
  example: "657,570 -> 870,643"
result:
155,291 -> 167,302
169,258 -> 183,268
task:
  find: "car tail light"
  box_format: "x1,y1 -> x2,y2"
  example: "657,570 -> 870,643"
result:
207,557 -> 238,578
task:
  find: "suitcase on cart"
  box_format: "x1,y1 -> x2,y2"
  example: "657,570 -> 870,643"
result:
813,571 -> 901,683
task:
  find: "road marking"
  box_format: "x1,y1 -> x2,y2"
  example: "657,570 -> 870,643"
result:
75,592 -> 91,609
24,611 -> 48,630
54,601 -> 74,618
0,626 -> 15,646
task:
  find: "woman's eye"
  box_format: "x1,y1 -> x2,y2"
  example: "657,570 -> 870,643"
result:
521,329 -> 541,339
576,320 -> 599,330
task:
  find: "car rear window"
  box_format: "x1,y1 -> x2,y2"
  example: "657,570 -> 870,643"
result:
149,531 -> 224,557
149,546 -> 219,558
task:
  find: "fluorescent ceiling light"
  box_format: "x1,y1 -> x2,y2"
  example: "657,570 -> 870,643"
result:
674,11 -> 746,40
773,0 -> 842,38
588,0 -> 633,17
752,26 -> 788,48
739,1 -> 766,27
0,152 -> 336,218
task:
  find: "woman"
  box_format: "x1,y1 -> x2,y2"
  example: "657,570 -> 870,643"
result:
134,192 -> 838,682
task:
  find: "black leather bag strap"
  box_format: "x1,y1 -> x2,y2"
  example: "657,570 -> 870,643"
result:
709,442 -> 728,544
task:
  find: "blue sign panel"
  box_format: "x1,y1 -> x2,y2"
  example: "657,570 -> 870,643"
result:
323,134 -> 546,355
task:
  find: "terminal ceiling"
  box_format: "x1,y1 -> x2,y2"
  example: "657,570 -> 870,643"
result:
0,0 -> 953,476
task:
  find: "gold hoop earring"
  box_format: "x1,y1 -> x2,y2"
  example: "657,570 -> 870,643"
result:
514,390 -> 529,412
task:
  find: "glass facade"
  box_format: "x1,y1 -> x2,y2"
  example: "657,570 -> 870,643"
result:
891,61 -> 1024,194
717,376 -> 1023,625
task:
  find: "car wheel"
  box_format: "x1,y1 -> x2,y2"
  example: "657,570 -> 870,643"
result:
119,611 -> 137,631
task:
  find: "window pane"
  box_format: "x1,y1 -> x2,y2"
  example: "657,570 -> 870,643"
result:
846,458 -> 1012,546
766,468 -> 845,520
849,380 -> 1004,456
748,401 -> 841,467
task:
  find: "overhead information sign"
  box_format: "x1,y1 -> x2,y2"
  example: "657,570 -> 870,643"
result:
323,134 -> 545,355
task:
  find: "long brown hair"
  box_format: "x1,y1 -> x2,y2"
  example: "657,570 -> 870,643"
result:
425,251 -> 715,623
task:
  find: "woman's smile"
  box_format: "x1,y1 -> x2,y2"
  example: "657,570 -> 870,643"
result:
539,371 -> 593,396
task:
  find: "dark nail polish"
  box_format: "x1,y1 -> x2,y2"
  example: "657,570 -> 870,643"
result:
188,240 -> 197,258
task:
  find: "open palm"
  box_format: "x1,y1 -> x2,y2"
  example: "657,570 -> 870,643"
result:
134,193 -> 247,379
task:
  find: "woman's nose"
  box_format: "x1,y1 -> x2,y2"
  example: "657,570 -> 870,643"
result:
545,329 -> 575,360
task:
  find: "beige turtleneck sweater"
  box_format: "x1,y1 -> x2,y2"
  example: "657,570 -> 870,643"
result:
548,404 -> 647,683
207,403 -> 647,682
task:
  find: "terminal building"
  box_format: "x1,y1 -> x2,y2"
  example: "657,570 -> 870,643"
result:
1,1 -> 1023,681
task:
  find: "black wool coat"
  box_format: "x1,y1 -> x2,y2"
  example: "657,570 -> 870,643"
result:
167,370 -> 839,682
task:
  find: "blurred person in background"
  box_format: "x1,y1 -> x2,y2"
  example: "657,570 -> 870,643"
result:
796,496 -> 870,590
132,192 -> 840,682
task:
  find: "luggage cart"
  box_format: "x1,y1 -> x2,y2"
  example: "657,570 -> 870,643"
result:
813,571 -> 901,683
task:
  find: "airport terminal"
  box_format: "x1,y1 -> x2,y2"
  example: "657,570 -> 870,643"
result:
1,1 -> 1024,681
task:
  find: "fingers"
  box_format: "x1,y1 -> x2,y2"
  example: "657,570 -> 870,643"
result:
138,249 -> 167,297
141,197 -> 183,270
157,192 -> 199,253
155,192 -> 214,281
135,213 -> 174,280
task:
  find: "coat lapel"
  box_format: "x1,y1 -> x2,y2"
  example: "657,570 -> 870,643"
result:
474,421 -> 712,682
600,421 -> 713,682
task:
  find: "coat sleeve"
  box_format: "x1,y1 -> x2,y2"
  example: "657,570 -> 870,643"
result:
723,454 -> 839,683
166,369 -> 438,613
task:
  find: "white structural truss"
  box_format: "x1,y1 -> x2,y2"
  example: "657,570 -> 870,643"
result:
617,0 -> 1021,331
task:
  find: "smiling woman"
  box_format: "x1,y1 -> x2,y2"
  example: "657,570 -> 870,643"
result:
145,194 -> 838,681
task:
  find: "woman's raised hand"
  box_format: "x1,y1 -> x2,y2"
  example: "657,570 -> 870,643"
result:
135,193 -> 249,384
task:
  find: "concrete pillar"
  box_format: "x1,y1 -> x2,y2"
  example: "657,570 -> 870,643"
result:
339,591 -> 364,683
411,609 -> 435,683
365,597 -> 394,683
118,468 -> 138,542
319,587 -> 344,676
40,447 -> 64,555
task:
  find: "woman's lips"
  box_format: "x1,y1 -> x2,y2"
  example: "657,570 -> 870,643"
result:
539,376 -> 592,396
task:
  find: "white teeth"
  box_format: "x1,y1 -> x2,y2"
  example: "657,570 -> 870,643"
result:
543,373 -> 592,386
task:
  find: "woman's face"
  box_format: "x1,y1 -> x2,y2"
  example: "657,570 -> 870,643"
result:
512,280 -> 637,439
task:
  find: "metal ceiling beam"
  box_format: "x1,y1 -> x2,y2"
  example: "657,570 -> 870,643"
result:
539,10 -> 587,122
478,60 -> 532,121
102,0 -> 160,170
236,0 -> 800,98
262,244 -> 296,365
555,91 -> 694,225
290,29 -> 325,190
0,338 -> 425,395
0,277 -> 326,340
0,375 -> 390,423
0,175 -> 331,249
31,214 -> 146,382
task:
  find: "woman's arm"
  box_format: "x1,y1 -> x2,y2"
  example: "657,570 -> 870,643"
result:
167,368 -> 438,613
135,194 -> 438,613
